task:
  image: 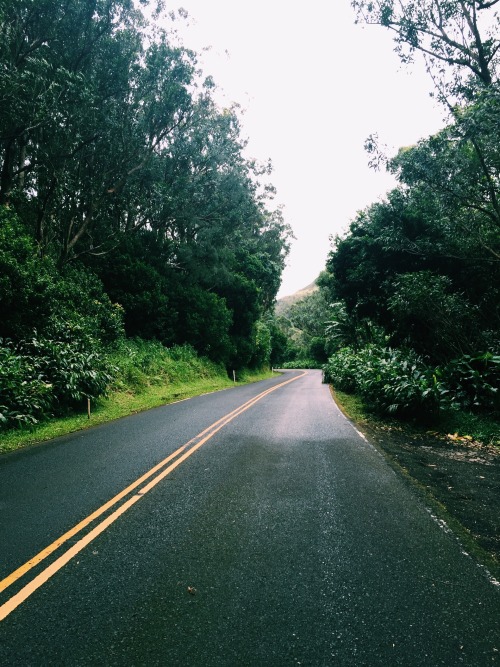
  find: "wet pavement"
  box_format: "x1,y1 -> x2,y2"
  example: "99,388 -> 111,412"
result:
359,417 -> 500,573
0,370 -> 499,665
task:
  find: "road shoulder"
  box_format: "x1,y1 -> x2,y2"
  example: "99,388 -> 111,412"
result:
330,386 -> 500,585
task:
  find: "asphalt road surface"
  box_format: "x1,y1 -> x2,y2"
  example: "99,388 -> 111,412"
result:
0,370 -> 499,666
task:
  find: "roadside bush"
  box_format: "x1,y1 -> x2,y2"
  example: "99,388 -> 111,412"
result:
355,346 -> 443,417
323,347 -> 359,392
0,326 -> 117,430
0,333 -> 114,429
110,340 -> 225,392
441,353 -> 500,412
0,341 -> 53,428
280,359 -> 322,369
325,345 -> 499,419
17,334 -> 115,411
324,345 -> 446,418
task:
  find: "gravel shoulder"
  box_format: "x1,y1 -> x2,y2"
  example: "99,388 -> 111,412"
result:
336,396 -> 500,582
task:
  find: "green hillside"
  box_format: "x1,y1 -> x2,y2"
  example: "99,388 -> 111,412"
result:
275,280 -> 319,317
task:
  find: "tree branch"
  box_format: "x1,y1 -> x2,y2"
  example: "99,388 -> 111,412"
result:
477,0 -> 499,9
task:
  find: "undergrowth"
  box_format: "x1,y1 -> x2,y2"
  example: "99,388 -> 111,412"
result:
0,339 -> 276,455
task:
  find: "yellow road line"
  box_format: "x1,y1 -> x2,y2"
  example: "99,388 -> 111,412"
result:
0,380 -> 283,595
0,444 -> 188,596
0,371 -> 306,621
0,495 -> 142,621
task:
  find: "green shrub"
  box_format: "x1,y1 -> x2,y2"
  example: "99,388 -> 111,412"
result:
324,345 -> 447,417
168,343 -> 198,362
441,353 -> 499,412
324,344 -> 499,421
280,359 -> 322,369
355,346 -> 443,417
110,340 -> 225,392
17,335 -> 114,410
0,341 -> 53,428
0,331 -> 115,430
323,347 -> 359,392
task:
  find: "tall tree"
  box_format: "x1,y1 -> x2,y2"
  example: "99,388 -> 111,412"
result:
324,185 -> 499,361
0,0 -> 292,367
0,0 -> 200,262
351,0 -> 499,97
389,89 -> 500,261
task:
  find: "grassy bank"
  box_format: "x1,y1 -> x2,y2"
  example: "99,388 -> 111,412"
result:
0,339 -> 276,455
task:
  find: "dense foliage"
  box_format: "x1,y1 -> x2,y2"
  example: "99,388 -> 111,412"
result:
0,1 -> 291,430
109,340 -> 226,392
324,347 -> 499,418
0,333 -> 114,428
275,1 -> 499,426
319,1 -> 500,420
274,282 -> 332,366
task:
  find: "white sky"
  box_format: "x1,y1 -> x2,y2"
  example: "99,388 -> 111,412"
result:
168,0 -> 446,297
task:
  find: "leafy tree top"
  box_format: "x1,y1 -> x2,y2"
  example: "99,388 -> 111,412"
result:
352,0 -> 499,99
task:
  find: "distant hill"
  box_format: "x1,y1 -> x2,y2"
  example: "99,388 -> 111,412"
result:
275,279 -> 319,316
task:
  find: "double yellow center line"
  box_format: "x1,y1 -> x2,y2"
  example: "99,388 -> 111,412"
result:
0,371 -> 306,621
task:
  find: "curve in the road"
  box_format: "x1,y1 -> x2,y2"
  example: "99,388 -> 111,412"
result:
0,370 -> 306,621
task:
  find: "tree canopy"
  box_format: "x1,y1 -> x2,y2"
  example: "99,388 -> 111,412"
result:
303,0 -> 500,420
318,0 -> 499,366
351,0 -> 499,96
0,0 -> 292,370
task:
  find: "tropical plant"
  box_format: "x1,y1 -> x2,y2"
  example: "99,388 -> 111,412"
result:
0,340 -> 53,428
441,353 -> 500,411
354,346 -> 444,417
323,347 -> 360,393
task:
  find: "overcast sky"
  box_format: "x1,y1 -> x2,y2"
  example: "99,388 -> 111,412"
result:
169,0 -> 446,297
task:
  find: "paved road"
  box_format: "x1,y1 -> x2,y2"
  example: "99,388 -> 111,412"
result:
0,370 -> 499,665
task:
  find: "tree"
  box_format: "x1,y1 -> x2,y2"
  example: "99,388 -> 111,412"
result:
0,0 -> 199,262
287,289 -> 330,338
386,271 -> 485,358
389,88 -> 500,260
0,205 -> 123,342
0,0 -> 292,371
267,318 -> 289,367
351,0 -> 499,97
324,185 -> 499,362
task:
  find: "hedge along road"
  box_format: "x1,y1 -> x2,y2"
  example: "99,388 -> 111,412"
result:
0,371 -> 498,665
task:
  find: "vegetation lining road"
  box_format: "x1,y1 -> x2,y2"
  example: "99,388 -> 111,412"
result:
0,363 -> 276,456
0,0 -> 498,576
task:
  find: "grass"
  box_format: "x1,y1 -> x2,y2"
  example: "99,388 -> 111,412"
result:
330,389 -> 370,424
0,369 -> 276,456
